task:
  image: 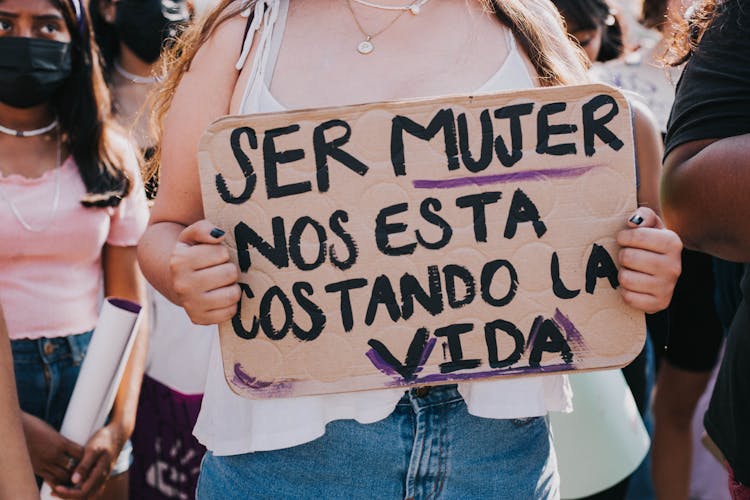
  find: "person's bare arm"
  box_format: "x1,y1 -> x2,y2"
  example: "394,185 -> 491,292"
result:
0,307 -> 39,500
138,15 -> 246,325
631,101 -> 663,216
661,134 -> 750,261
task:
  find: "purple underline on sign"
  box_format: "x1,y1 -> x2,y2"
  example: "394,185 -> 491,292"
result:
412,164 -> 602,189
380,362 -> 579,388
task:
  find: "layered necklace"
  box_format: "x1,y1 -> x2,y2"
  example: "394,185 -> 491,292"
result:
0,122 -> 62,232
346,0 -> 432,55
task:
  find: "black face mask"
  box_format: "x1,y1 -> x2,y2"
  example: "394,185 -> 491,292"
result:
0,37 -> 72,109
115,0 -> 190,64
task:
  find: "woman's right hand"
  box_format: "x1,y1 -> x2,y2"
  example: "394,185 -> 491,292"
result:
170,220 -> 241,325
21,412 -> 83,487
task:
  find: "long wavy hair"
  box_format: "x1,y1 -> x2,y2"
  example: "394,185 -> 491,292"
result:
50,0 -> 131,207
144,0 -> 588,183
666,0 -> 721,65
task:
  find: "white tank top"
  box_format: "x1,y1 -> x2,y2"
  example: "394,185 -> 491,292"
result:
194,0 -> 572,455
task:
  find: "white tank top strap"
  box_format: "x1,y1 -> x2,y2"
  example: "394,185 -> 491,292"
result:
504,26 -> 516,50
235,0 -> 289,114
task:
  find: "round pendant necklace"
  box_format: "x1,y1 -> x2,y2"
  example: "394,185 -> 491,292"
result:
0,118 -> 58,138
347,0 -> 423,54
114,61 -> 159,84
0,134 -> 62,232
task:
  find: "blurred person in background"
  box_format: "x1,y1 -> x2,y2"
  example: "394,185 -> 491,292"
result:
90,1 -> 213,499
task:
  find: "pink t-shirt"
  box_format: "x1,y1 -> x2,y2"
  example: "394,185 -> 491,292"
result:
0,148 -> 149,340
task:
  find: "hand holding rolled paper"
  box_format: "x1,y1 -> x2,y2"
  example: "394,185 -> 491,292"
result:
40,298 -> 142,500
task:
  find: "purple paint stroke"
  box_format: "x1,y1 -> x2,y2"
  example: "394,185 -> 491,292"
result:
107,297 -> 141,314
384,362 -> 578,388
412,164 -> 600,190
232,363 -> 293,398
365,337 -> 438,380
418,337 -> 438,367
526,315 -> 544,355
553,308 -> 589,349
365,350 -> 399,377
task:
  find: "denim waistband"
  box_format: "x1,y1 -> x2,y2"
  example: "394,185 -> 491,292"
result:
397,384 -> 464,411
11,330 -> 93,365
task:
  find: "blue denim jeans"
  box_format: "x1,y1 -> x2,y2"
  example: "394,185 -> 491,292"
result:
11,331 -> 132,475
197,385 -> 559,499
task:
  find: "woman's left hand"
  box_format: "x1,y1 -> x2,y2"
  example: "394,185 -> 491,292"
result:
616,207 -> 683,314
51,423 -> 125,499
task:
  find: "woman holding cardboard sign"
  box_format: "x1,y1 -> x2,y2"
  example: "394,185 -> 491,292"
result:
0,0 -> 150,498
138,0 -> 681,497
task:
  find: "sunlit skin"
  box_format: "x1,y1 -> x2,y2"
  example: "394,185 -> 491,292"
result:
570,25 -> 602,62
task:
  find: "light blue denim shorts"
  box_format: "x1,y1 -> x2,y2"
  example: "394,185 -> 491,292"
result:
12,331 -> 132,477
197,384 -> 558,499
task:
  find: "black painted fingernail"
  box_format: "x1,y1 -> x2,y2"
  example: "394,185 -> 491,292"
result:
629,214 -> 644,225
210,228 -> 225,238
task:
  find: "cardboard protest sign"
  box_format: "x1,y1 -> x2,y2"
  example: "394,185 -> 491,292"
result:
198,83 -> 645,399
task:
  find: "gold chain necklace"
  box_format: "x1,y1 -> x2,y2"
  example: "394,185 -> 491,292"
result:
346,0 -> 420,54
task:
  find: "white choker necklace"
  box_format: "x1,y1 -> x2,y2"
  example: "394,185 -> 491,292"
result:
114,61 -> 159,84
0,119 -> 59,138
352,0 -> 430,14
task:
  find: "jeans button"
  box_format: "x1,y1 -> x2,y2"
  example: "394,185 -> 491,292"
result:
414,387 -> 430,398
43,341 -> 55,356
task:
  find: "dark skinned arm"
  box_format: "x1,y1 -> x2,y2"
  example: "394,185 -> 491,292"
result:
661,134 -> 750,261
0,307 -> 39,500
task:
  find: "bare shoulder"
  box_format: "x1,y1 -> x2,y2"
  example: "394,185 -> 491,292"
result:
190,8 -> 248,76
630,99 -> 660,137
152,8 -> 249,226
630,98 -> 663,163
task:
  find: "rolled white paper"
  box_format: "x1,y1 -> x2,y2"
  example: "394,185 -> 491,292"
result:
551,369 -> 650,499
40,298 -> 142,499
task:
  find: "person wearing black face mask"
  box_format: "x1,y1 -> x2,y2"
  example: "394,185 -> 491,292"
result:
91,0 -> 190,166
0,1 -> 150,499
0,37 -> 72,109
90,3 -> 210,500
116,0 -> 190,63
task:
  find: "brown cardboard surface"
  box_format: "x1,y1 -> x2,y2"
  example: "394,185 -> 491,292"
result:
198,83 -> 646,399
